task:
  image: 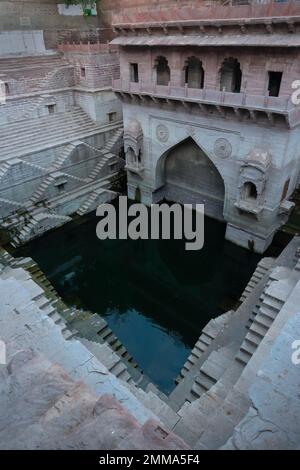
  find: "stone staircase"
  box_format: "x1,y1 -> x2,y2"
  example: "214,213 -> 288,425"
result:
175,364 -> 250,449
190,348 -> 233,401
85,127 -> 124,182
176,311 -> 233,384
80,338 -> 137,386
0,350 -> 189,450
0,250 -> 147,388
103,127 -> 123,152
51,142 -> 79,170
239,257 -> 274,303
19,66 -> 74,121
29,175 -> 56,204
29,170 -> 87,206
0,53 -> 68,73
236,270 -> 296,366
12,212 -> 72,245
123,382 -> 182,431
0,108 -> 103,161
76,189 -> 106,215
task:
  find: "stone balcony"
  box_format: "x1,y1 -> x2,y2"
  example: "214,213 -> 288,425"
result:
112,0 -> 300,34
113,79 -> 300,128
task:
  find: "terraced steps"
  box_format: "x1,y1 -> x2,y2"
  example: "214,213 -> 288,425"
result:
80,338 -> 137,386
76,189 -> 107,215
190,349 -> 233,401
0,108 -> 103,161
240,257 -> 274,303
0,249 -> 147,389
51,142 -> 79,170
236,274 -> 295,366
176,311 -> 233,383
0,54 -> 68,73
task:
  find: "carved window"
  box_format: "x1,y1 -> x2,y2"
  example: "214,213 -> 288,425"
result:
184,57 -> 204,89
268,71 -> 282,97
155,56 -> 170,86
130,63 -> 139,83
220,58 -> 242,93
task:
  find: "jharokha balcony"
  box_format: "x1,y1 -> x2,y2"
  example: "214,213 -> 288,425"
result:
112,79 -> 300,129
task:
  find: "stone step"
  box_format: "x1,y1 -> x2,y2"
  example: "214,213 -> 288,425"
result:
235,348 -> 252,366
241,339 -> 257,356
110,360 -> 127,377
191,380 -> 209,399
254,312 -> 273,329
0,108 -> 87,140
0,113 -> 104,161
194,372 -> 216,391
0,121 -> 100,157
250,320 -> 268,338
263,292 -> 285,307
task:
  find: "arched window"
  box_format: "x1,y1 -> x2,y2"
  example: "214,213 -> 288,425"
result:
243,182 -> 257,201
155,56 -> 170,86
184,57 -> 204,89
220,58 -> 242,93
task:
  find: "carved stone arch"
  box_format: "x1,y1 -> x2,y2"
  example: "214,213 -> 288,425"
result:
124,119 -> 143,166
154,56 -> 170,86
237,148 -> 272,208
219,57 -> 242,93
183,56 -> 204,89
154,137 -> 226,221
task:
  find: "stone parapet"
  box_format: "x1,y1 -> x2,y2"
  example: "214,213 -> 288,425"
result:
58,41 -> 119,54
112,0 -> 300,30
113,79 -> 298,129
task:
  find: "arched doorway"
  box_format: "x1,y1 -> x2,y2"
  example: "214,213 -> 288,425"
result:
220,57 -> 242,93
184,57 -> 204,89
155,138 -> 225,221
155,56 -> 170,86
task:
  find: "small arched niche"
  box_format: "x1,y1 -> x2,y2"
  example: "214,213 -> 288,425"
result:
184,57 -> 204,89
155,56 -> 170,86
220,57 -> 242,93
243,181 -> 258,201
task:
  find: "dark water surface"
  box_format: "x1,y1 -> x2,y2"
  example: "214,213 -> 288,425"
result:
17,209 -> 261,394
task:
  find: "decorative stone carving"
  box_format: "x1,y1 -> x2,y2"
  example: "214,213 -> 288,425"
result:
124,119 -> 144,175
156,124 -> 169,143
186,126 -> 196,138
214,138 -> 232,159
235,148 -> 272,213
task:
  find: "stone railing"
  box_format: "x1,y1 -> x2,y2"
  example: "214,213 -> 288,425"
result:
58,42 -> 119,54
113,79 -> 294,113
112,0 -> 300,26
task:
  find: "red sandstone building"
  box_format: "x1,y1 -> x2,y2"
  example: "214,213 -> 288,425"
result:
112,0 -> 300,252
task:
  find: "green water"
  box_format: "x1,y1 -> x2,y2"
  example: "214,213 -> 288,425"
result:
17,208 -> 261,394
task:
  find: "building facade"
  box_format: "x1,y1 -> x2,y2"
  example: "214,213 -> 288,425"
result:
112,0 -> 300,252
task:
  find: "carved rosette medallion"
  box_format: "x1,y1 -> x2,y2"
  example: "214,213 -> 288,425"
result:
156,124 -> 169,143
214,138 -> 232,159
